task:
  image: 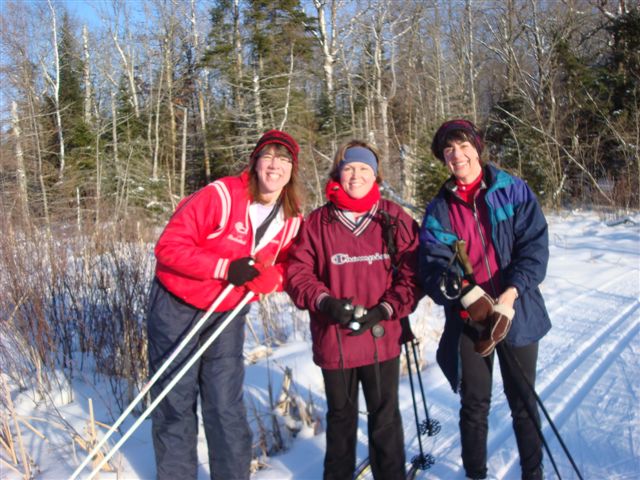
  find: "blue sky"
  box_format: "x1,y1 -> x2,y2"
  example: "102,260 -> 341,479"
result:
19,0 -> 146,29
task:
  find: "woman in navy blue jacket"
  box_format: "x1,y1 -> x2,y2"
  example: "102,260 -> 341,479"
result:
418,120 -> 551,480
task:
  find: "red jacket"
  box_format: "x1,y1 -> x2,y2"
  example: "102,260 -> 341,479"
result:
155,172 -> 302,311
285,199 -> 420,369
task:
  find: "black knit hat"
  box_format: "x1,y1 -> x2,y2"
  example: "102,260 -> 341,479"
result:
250,130 -> 300,166
431,119 -> 483,162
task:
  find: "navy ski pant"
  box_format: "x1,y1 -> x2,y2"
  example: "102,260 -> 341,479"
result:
459,329 -> 543,480
147,279 -> 252,480
321,357 -> 406,480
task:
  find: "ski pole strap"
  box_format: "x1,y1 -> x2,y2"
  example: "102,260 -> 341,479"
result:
335,327 -> 367,415
455,239 -> 474,280
254,198 -> 281,247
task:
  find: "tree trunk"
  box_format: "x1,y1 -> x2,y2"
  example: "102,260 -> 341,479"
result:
82,25 -> 92,125
95,128 -> 101,225
313,0 -> 337,122
253,63 -> 264,132
164,37 -> 177,179
111,1 -> 140,118
12,101 -> 30,222
152,58 -> 165,181
279,47 -> 295,130
233,0 -> 244,111
47,0 -> 65,181
190,0 -> 211,182
465,0 -> 477,123
28,91 -> 50,230
180,107 -> 188,198
433,2 -> 445,119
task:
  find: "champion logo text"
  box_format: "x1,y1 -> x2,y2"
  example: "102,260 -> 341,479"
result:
331,252 -> 389,265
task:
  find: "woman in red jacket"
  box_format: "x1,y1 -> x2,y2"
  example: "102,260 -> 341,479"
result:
286,140 -> 420,480
148,130 -> 303,480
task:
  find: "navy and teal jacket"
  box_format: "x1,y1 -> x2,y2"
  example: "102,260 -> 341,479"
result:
418,164 -> 551,392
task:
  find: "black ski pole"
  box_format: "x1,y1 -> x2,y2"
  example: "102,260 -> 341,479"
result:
404,342 -> 435,471
499,343 -> 584,480
410,339 -> 441,437
497,344 -> 562,479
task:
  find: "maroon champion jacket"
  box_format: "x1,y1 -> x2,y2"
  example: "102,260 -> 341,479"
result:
286,198 -> 420,369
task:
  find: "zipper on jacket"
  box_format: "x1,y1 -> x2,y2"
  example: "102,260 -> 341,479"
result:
472,195 -> 498,298
447,182 -> 498,297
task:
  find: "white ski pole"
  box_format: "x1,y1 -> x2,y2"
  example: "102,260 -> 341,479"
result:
83,290 -> 255,480
69,283 -> 235,480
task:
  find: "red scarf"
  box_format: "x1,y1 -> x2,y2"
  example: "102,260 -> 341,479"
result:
325,180 -> 381,213
455,171 -> 483,204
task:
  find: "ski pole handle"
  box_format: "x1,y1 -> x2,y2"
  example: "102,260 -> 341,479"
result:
348,305 -> 367,331
455,240 -> 475,281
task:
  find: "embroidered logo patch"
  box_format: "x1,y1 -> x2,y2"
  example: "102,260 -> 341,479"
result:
235,222 -> 248,235
331,252 -> 389,265
229,221 -> 249,245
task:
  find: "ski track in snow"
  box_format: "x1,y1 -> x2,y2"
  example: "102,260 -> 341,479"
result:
498,276 -> 639,479
490,249 -> 639,478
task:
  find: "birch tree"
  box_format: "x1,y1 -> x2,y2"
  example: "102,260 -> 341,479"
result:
82,25 -> 92,125
109,0 -> 140,119
12,101 -> 30,222
46,0 -> 65,180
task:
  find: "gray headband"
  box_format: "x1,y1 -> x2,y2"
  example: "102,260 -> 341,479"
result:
339,146 -> 378,174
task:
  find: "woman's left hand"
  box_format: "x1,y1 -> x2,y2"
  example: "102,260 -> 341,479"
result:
348,304 -> 389,336
496,286 -> 518,309
246,263 -> 282,294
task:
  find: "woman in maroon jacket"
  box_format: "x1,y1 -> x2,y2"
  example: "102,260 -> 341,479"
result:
286,140 -> 420,480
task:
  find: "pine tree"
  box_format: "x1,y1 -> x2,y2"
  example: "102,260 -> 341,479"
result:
52,12 -> 94,177
202,0 -> 316,178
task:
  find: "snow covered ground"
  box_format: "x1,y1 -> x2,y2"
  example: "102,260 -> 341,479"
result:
4,211 -> 639,479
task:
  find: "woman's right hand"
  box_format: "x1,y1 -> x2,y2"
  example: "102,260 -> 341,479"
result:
226,257 -> 260,286
319,296 -> 354,325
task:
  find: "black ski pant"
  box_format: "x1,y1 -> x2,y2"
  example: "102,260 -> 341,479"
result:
147,279 -> 252,480
321,357 -> 405,480
459,329 -> 543,480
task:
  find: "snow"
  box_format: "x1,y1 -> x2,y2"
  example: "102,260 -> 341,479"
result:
3,211 -> 639,480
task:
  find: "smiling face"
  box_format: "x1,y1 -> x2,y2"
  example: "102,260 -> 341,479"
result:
255,145 -> 293,204
339,161 -> 377,199
443,139 -> 483,184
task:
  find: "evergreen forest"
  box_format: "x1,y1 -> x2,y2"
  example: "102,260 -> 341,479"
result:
1,0 -> 638,231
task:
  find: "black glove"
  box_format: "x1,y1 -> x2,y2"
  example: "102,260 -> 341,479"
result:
460,283 -> 494,324
348,304 -> 389,336
319,296 -> 354,325
227,257 -> 259,286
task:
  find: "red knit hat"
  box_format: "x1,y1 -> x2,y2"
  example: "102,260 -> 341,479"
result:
250,130 -> 300,166
431,119 -> 483,162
